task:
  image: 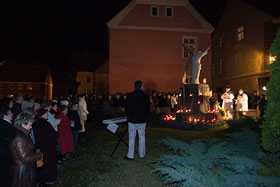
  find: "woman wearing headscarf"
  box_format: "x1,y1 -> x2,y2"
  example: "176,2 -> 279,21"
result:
32,108 -> 58,185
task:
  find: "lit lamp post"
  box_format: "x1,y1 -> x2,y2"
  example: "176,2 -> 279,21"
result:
269,55 -> 276,64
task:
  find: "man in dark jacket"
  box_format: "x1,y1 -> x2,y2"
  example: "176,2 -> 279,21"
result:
67,102 -> 82,151
125,80 -> 150,160
0,103 -> 14,186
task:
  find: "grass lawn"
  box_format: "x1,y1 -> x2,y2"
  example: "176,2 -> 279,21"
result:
54,115 -> 258,187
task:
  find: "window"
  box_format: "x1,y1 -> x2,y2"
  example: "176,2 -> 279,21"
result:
35,85 -> 41,91
0,84 -> 3,89
151,6 -> 159,17
27,84 -> 33,90
182,36 -> 196,58
8,84 -> 16,89
86,76 -> 91,83
219,59 -> 225,75
237,25 -> 244,41
219,35 -> 225,48
17,84 -> 23,89
166,7 -> 173,17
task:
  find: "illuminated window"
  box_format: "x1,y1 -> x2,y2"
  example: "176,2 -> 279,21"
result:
166,7 -> 173,17
182,36 -> 196,58
0,84 -> 3,89
35,85 -> 41,90
17,84 -> 23,89
8,84 -> 16,89
151,6 -> 159,17
219,35 -> 225,48
237,26 -> 244,41
219,59 -> 225,75
86,76 -> 91,83
27,85 -> 33,90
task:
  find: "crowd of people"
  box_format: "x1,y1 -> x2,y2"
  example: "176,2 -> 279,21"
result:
0,88 -> 267,186
0,93 -> 90,187
219,86 -> 267,120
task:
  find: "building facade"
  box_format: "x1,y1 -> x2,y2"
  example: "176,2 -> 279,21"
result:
212,0 -> 280,94
93,59 -> 109,96
107,0 -> 213,94
69,53 -> 108,95
0,63 -> 53,100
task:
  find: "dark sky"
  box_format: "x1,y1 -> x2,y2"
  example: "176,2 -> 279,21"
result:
0,0 -> 227,64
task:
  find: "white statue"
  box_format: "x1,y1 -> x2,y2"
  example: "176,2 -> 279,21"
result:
182,47 -> 210,84
191,47 -> 209,84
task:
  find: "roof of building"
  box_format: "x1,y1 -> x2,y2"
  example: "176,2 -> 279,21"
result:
0,61 -> 51,83
107,0 -> 214,33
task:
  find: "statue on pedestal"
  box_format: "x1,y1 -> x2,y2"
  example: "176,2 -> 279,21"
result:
182,47 -> 210,84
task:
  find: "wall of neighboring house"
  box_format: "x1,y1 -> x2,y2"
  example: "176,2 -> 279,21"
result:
76,72 -> 94,95
212,0 -> 274,94
93,59 -> 109,95
109,2 -> 212,94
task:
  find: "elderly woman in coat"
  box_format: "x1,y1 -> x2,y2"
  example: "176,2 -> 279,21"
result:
33,108 -> 58,185
8,112 -> 43,187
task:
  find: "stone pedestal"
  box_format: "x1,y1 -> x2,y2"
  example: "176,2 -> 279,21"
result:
182,84 -> 211,113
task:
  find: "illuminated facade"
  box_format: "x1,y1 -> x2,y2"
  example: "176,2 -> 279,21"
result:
0,63 -> 53,100
107,0 -> 213,94
212,0 -> 280,94
69,53 -> 108,95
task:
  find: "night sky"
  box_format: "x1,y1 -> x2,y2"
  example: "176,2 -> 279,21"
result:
0,0 -> 129,64
1,0 -> 276,65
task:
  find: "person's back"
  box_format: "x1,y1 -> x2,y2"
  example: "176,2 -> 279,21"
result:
125,80 -> 150,160
126,89 -> 150,123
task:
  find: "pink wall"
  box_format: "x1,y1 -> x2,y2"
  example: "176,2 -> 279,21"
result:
109,29 -> 211,94
120,4 -> 203,29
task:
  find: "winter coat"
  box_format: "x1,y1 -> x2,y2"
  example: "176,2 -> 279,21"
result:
126,89 -> 150,123
67,109 -> 82,131
32,118 -> 58,183
78,97 -> 89,119
11,102 -> 21,120
0,119 -> 14,186
57,113 -> 74,155
8,127 -> 42,187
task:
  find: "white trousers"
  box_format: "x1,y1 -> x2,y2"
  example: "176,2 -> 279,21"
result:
127,122 -> 146,159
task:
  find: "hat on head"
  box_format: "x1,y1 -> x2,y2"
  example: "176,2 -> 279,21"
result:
36,108 -> 48,118
61,100 -> 69,106
52,99 -> 58,103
